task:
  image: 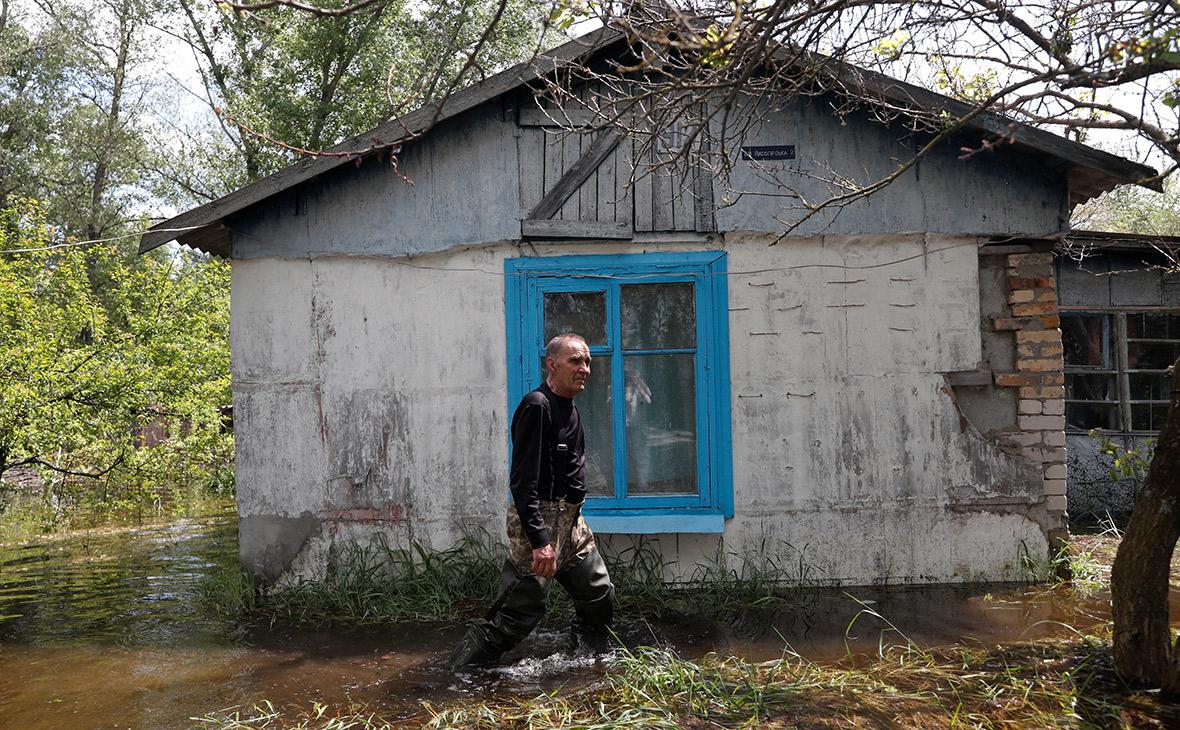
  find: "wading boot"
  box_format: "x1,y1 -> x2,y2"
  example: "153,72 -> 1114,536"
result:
446,621 -> 505,672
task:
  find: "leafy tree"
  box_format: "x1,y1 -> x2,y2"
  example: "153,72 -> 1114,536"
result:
170,0 -> 545,185
0,198 -> 232,521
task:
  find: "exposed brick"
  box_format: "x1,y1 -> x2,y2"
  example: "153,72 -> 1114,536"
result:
1043,478 -> 1067,496
1034,288 -> 1058,303
1043,430 -> 1067,447
1046,495 -> 1068,513
1017,342 -> 1063,359
992,317 -> 1025,331
1016,330 -> 1061,344
1020,414 -> 1066,430
1043,372 -> 1064,386
1008,252 -> 1054,266
1017,357 -> 1063,372
992,315 -> 1062,331
996,372 -> 1038,387
1045,463 -> 1068,480
1042,399 -> 1064,416
1022,445 -> 1069,463
1008,276 -> 1052,290
1019,399 -> 1042,415
1012,301 -> 1058,317
1009,289 -> 1035,304
1020,385 -> 1065,399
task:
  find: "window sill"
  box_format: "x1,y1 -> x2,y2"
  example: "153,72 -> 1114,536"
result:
584,511 -> 726,534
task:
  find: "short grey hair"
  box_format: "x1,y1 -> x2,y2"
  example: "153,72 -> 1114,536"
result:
546,333 -> 587,360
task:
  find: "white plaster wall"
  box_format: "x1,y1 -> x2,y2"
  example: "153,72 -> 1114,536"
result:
232,234 -> 1048,585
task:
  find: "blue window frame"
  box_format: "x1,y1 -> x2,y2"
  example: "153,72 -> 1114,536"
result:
505,251 -> 733,534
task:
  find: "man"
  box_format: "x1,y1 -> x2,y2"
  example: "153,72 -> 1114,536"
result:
447,333 -> 615,671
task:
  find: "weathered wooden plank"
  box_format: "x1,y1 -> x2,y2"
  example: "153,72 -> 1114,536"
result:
560,128 -> 582,220
652,157 -> 674,231
671,163 -> 694,230
543,129 -> 564,216
529,130 -> 624,221
522,218 -> 632,239
597,144 -> 616,223
633,140 -> 654,232
518,125 -> 545,216
140,26 -> 628,253
518,108 -> 599,128
616,138 -> 632,227
693,157 -> 715,232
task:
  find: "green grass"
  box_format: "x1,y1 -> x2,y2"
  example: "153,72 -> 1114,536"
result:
199,536 -> 826,628
200,535 -> 504,625
196,633 -> 1173,729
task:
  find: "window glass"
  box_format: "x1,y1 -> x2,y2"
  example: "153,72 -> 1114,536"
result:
544,291 -> 606,344
1127,341 -> 1180,370
621,283 -> 695,350
1126,313 -> 1180,339
1066,403 -> 1119,431
1061,314 -> 1108,367
1063,311 -> 1179,433
1065,373 -> 1117,401
511,251 -> 731,522
1129,372 -> 1171,401
579,356 -> 614,496
624,354 -> 697,494
1131,403 -> 1171,432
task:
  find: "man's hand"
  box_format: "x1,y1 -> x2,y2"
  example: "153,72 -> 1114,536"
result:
531,543 -> 557,578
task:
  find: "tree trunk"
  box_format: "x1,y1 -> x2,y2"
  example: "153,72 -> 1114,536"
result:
1111,356 -> 1180,693
86,0 -> 133,242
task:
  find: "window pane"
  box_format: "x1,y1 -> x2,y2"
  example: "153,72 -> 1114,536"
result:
579,356 -> 614,496
1131,403 -> 1172,432
1126,313 -> 1180,339
541,355 -> 614,496
625,354 -> 697,494
1065,373 -> 1117,401
1130,372 -> 1171,400
621,283 -> 695,350
1127,341 -> 1180,370
1061,315 -> 1108,367
1066,402 -> 1119,430
544,291 -> 606,345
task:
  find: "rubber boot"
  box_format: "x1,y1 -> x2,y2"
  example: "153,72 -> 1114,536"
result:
557,550 -> 614,654
448,559 -> 547,671
446,621 -> 506,671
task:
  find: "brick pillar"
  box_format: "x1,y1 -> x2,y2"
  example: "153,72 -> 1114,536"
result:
991,252 -> 1068,528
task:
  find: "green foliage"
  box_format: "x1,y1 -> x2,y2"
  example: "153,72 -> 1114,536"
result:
178,0 -> 546,183
1091,429 -> 1154,487
0,198 -> 232,522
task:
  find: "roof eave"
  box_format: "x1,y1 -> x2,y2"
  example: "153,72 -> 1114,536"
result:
138,26 -> 629,256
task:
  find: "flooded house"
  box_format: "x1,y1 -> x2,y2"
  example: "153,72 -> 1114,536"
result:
141,28 -> 1158,586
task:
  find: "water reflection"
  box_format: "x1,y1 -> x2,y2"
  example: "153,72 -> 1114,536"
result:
0,517 -> 1173,728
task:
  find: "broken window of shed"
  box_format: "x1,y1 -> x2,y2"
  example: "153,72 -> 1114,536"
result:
1062,311 -> 1180,433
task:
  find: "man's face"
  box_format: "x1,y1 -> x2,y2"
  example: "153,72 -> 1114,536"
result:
547,339 -> 591,398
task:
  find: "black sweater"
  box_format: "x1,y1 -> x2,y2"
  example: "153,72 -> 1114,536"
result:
509,382 -> 587,549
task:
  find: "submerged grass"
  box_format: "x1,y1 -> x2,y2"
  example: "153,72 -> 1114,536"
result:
200,535 -> 824,627
200,535 -> 503,625
197,633 -> 1179,728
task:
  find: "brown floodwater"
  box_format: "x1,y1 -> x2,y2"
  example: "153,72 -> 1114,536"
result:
0,515 -> 1172,729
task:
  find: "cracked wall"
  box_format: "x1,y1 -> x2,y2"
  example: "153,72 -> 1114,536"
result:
232,233 -> 1050,585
